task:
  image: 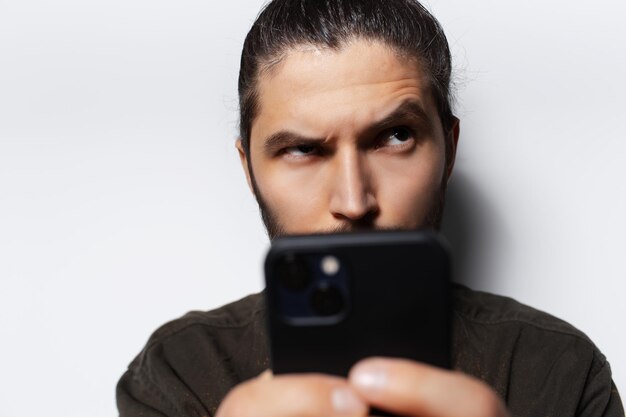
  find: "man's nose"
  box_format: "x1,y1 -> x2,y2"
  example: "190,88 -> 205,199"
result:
328,148 -> 379,222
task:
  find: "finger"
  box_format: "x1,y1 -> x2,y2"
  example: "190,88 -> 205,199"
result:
216,373 -> 368,417
258,369 -> 273,380
349,358 -> 509,417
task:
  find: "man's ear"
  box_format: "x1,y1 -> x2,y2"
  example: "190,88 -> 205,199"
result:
445,117 -> 460,182
236,138 -> 254,194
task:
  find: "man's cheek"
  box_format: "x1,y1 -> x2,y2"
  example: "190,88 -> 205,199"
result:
384,185 -> 439,226
264,187 -> 325,231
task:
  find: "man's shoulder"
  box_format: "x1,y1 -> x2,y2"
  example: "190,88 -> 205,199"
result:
450,283 -> 613,416
142,292 -> 265,349
118,293 -> 268,416
451,282 -> 602,365
452,283 -> 595,344
129,292 -> 267,372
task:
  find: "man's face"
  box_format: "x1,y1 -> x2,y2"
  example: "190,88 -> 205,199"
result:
238,40 -> 458,238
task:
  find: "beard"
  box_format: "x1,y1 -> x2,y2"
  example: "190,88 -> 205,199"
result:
248,166 -> 448,240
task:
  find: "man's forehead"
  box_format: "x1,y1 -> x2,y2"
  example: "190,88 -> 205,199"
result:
257,40 -> 427,97
251,39 -> 436,142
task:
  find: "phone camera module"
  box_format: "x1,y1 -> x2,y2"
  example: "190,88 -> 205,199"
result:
310,283 -> 344,316
276,255 -> 311,291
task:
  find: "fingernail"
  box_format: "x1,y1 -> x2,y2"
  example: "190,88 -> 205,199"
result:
350,364 -> 387,393
331,387 -> 367,415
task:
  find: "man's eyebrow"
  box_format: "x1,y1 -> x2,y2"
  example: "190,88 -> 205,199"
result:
262,131 -> 327,155
368,99 -> 432,132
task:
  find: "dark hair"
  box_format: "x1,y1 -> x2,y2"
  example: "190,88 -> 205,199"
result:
238,0 -> 454,155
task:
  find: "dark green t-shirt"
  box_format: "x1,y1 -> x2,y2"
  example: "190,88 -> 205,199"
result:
117,284 -> 623,417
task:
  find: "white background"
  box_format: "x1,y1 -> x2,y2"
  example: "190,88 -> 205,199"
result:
1,0 -> 624,415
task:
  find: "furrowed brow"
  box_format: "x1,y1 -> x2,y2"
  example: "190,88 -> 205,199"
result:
369,100 -> 433,133
260,100 -> 432,155
262,131 -> 327,156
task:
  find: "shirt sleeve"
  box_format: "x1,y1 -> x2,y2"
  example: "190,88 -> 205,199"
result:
116,303 -> 268,417
116,369 -> 173,417
576,357 -> 624,417
116,342 -> 212,417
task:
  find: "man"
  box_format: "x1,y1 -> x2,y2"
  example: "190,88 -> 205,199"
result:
117,1 -> 623,416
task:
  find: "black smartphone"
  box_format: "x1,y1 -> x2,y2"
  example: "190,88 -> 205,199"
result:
264,230 -> 451,378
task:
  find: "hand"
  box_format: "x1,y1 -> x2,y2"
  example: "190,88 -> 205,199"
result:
216,359 -> 511,417
349,358 -> 510,417
216,370 -> 368,417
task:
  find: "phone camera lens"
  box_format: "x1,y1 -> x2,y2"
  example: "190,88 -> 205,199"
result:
310,284 -> 344,316
276,255 -> 311,291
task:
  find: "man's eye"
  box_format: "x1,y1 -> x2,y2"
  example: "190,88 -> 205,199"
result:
284,144 -> 317,157
385,127 -> 412,145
